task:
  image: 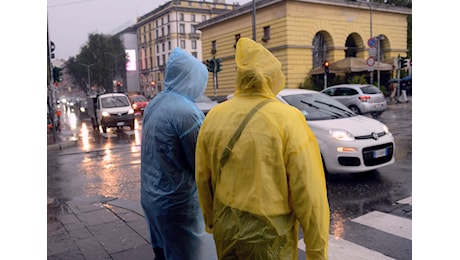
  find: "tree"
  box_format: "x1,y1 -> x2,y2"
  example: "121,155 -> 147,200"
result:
66,33 -> 127,94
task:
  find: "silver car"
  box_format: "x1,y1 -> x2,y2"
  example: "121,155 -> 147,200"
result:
321,84 -> 387,117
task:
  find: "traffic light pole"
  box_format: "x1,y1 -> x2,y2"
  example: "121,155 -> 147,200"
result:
213,56 -> 218,99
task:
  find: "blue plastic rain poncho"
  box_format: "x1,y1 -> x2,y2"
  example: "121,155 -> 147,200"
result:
195,38 -> 330,259
140,47 -> 217,260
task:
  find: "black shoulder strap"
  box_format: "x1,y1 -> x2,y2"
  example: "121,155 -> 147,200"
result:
219,99 -> 274,168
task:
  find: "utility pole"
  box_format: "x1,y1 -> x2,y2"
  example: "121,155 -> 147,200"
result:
252,0 -> 256,41
105,52 -> 125,82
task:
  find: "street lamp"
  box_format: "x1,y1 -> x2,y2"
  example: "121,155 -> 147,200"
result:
377,34 -> 385,89
105,52 -> 125,82
79,62 -> 97,94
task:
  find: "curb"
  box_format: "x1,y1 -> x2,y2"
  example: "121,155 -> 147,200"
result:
47,139 -> 78,152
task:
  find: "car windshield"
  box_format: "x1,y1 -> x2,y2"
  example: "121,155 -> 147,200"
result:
131,95 -> 147,102
101,96 -> 130,108
281,92 -> 355,120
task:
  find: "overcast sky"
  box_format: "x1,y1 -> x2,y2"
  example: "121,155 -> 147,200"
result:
47,0 -> 251,60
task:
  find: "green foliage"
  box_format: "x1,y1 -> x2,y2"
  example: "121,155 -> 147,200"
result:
66,33 -> 127,94
348,75 -> 368,84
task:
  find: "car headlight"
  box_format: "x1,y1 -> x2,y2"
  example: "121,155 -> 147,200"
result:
382,124 -> 390,135
128,108 -> 134,114
80,107 -> 86,112
102,111 -> 110,117
132,104 -> 138,109
329,129 -> 355,141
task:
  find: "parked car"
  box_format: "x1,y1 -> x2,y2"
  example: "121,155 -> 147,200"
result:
227,89 -> 395,174
129,94 -> 149,115
195,95 -> 218,115
320,84 -> 387,118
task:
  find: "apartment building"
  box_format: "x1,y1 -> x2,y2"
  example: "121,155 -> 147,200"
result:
134,0 -> 239,98
196,0 -> 411,99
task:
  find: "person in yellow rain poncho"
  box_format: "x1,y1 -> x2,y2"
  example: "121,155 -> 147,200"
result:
195,38 -> 330,260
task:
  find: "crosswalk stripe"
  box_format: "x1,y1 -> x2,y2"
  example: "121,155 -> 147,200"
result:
351,210 -> 412,240
298,237 -> 395,260
397,196 -> 412,205
298,197 -> 411,258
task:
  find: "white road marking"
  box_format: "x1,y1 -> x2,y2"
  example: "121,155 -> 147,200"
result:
351,211 -> 412,240
298,237 -> 395,260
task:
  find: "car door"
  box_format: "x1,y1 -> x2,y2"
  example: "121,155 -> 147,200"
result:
332,87 -> 356,107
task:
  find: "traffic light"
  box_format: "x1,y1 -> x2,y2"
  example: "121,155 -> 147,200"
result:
53,66 -> 63,83
207,59 -> 216,73
323,60 -> 330,73
399,56 -> 408,69
216,58 -> 222,72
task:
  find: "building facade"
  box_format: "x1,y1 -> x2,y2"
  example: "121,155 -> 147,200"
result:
115,26 -> 141,95
196,0 -> 412,99
134,0 -> 239,98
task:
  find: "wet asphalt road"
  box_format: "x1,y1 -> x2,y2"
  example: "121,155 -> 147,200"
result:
47,98 -> 412,259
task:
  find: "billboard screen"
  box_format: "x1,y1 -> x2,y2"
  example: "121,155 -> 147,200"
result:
126,49 -> 137,71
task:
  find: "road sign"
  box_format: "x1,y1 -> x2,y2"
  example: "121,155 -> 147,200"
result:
367,56 -> 375,67
368,38 -> 376,48
368,47 -> 377,57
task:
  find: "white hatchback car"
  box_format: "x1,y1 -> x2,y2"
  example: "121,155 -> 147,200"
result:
278,89 -> 394,174
229,89 -> 395,174
320,84 -> 387,118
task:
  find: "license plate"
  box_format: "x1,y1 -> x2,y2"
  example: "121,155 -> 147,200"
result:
373,148 -> 387,158
117,122 -> 125,126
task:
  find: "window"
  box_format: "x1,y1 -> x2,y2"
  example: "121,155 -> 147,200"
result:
212,40 -> 217,54
202,15 -> 206,22
192,40 -> 197,49
180,40 -> 186,49
168,41 -> 171,50
180,13 -> 184,21
262,26 -> 271,42
191,14 -> 195,22
234,34 -> 241,48
162,43 -> 165,52
192,52 -> 197,58
179,24 -> 185,34
167,25 -> 170,35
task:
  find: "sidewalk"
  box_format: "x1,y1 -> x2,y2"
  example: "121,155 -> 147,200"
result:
47,196 -> 155,259
47,118 -> 155,259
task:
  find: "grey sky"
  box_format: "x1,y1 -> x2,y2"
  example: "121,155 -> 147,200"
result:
47,0 -> 251,60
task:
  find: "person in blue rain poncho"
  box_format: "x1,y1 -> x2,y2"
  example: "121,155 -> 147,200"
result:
195,38 -> 330,259
140,47 -> 217,260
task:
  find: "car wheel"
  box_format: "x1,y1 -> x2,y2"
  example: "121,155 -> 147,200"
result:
371,111 -> 383,118
349,106 -> 361,114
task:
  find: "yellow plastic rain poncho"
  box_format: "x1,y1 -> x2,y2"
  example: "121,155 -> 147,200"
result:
141,47 -> 217,260
195,38 -> 330,259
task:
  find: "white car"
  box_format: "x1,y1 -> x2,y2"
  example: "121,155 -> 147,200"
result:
195,95 -> 218,115
228,89 -> 395,174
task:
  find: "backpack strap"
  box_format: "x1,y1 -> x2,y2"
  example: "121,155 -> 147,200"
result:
219,98 -> 274,168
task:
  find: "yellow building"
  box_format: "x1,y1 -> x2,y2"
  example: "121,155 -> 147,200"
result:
196,0 -> 412,99
135,0 -> 239,98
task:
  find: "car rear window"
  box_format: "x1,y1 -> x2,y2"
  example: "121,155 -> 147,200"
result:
360,86 -> 381,94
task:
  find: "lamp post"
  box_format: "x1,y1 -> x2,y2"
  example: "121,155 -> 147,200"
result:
252,0 -> 257,41
377,34 -> 384,89
79,62 -> 97,94
105,52 -> 125,82
367,1 -> 373,85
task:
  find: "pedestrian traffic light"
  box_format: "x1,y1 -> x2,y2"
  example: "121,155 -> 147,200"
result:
323,60 -> 330,73
53,66 -> 63,83
216,58 -> 222,72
